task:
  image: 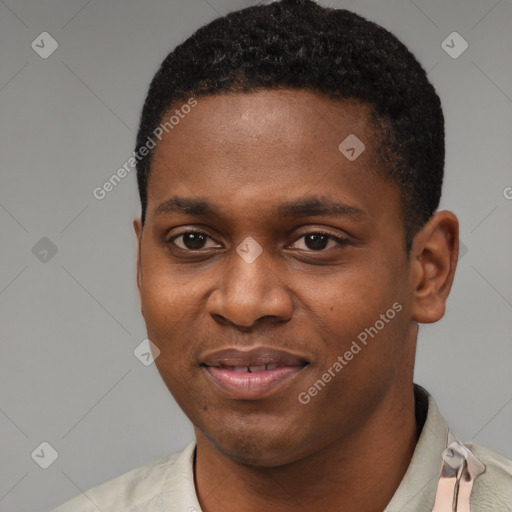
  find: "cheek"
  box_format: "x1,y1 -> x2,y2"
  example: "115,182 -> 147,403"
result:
140,250 -> 193,320
139,267 -> 194,365
302,263 -> 408,383
305,261 -> 398,333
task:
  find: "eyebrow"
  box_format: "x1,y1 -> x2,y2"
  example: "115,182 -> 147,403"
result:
154,195 -> 366,220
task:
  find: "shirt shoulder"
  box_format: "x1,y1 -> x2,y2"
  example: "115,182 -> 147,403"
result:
51,449 -> 184,512
466,440 -> 512,509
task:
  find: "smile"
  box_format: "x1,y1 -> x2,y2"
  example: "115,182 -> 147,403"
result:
200,346 -> 309,400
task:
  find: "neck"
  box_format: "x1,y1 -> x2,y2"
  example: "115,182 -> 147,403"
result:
194,383 -> 420,512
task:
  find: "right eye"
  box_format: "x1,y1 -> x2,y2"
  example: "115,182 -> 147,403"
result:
167,231 -> 222,251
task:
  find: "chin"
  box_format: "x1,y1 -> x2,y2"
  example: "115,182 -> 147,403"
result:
197,417 -> 316,467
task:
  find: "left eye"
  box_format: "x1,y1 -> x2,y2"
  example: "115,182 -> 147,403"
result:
169,232 -> 220,251
290,232 -> 348,251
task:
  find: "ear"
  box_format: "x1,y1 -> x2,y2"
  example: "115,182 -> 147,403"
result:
133,218 -> 144,316
409,210 -> 459,324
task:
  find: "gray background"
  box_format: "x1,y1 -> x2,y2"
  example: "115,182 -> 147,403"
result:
0,0 -> 511,510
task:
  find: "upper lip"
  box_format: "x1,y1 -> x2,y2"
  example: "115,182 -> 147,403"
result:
201,346 -> 309,367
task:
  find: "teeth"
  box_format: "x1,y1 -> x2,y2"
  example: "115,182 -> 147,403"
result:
220,364 -> 280,372
248,365 -> 266,372
231,367 -> 248,373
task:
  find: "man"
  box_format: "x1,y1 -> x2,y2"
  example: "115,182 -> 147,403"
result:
53,0 -> 512,510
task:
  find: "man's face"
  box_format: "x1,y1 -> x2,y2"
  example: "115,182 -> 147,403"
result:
134,90 -> 418,466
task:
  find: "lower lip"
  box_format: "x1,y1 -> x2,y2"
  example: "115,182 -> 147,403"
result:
203,365 -> 306,400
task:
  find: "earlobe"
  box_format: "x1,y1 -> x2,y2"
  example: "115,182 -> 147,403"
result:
133,217 -> 143,241
133,218 -> 144,316
410,211 -> 459,324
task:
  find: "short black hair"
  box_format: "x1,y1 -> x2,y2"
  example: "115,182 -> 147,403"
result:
135,0 -> 444,251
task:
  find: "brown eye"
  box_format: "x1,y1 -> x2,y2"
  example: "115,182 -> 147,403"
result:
304,233 -> 330,250
290,232 -> 348,251
168,231 -> 220,251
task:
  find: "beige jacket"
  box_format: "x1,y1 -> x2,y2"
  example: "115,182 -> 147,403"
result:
52,386 -> 512,511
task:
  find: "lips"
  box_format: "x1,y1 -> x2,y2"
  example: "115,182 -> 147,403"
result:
201,346 -> 309,400
202,347 -> 308,368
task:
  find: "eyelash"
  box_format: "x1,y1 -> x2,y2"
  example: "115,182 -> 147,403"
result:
166,230 -> 349,252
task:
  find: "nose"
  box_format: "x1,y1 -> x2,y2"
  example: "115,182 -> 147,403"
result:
206,245 -> 293,329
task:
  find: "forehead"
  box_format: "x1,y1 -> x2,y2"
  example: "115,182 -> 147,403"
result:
146,90 -> 398,227
151,90 -> 378,169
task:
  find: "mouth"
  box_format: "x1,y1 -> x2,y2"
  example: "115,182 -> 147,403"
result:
200,347 -> 309,400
